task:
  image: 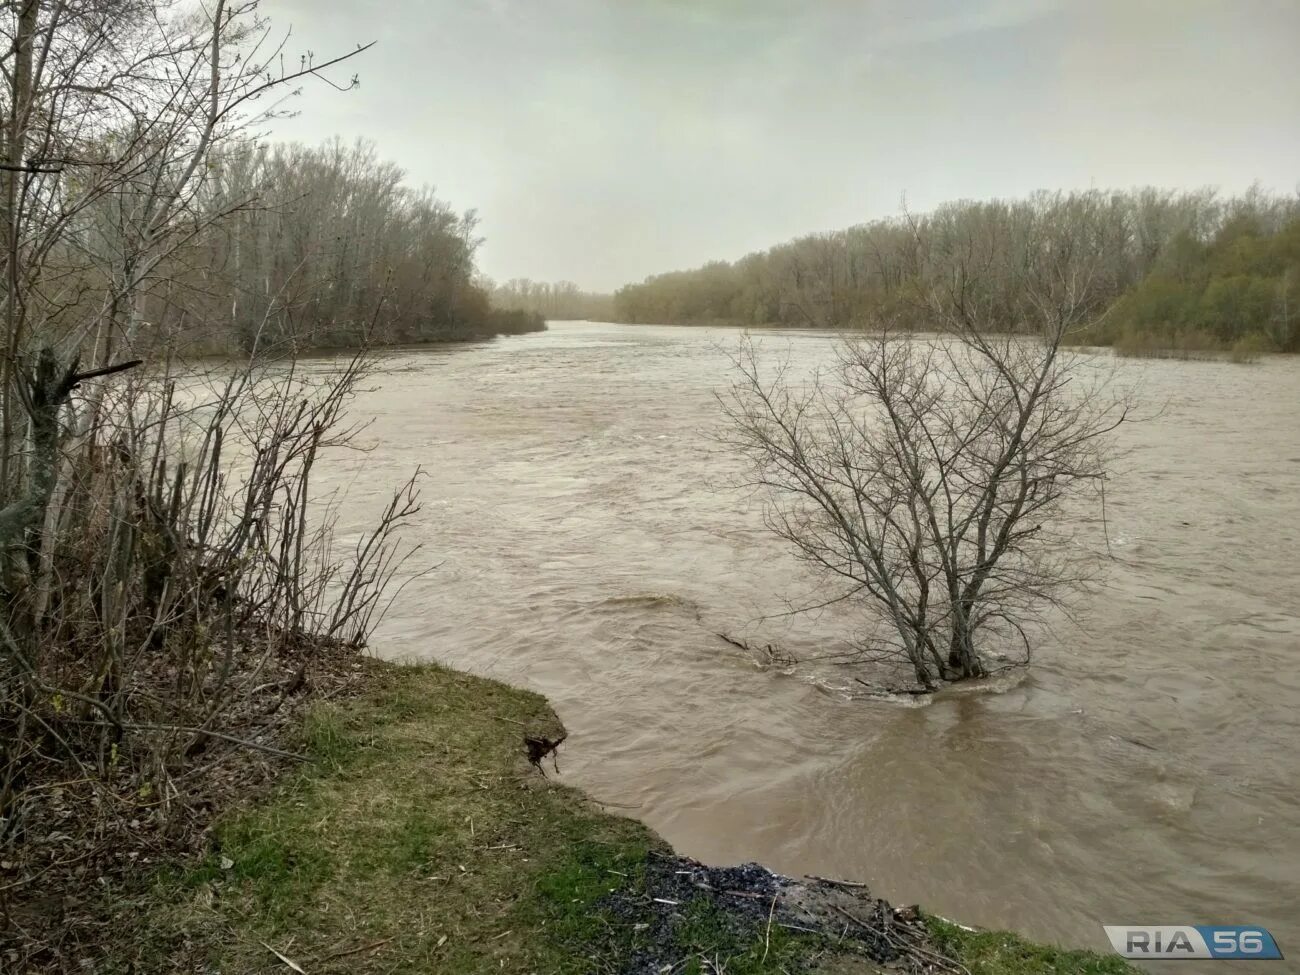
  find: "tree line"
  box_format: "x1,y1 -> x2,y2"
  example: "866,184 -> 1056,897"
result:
146,138 -> 546,355
1,55 -> 541,363
614,187 -> 1300,354
1083,204 -> 1300,356
485,277 -> 615,322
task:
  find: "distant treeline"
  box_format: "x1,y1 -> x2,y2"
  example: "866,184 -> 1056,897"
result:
612,188 -> 1300,353
145,140 -> 545,354
486,278 -> 615,321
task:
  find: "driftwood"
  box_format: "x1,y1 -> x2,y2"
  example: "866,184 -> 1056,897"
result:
524,732 -> 567,774
716,632 -> 797,668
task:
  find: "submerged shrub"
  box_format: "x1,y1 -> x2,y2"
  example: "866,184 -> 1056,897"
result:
1228,332 -> 1273,363
1114,326 -> 1222,360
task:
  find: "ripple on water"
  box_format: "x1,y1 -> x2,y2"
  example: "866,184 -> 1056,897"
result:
326,323 -> 1300,962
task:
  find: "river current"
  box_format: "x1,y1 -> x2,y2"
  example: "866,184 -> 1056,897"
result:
317,322 -> 1300,960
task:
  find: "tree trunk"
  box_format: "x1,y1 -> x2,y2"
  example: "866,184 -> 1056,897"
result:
1,0 -> 41,491
946,611 -> 986,680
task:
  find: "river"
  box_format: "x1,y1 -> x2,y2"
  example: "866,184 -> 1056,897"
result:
319,321 -> 1300,962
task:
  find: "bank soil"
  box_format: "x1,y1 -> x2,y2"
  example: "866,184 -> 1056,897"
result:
5,655 -> 1137,974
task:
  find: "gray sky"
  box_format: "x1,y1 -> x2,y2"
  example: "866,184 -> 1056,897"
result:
260,0 -> 1300,292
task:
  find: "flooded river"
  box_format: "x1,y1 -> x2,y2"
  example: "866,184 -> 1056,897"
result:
322,322 -> 1300,959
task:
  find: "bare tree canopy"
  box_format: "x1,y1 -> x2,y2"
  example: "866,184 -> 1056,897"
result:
486,277 -> 615,322
0,5 -> 454,946
722,193 -> 1133,688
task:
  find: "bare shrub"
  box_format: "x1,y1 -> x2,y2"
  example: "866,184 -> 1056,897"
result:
0,347 -> 422,849
1228,332 -> 1273,364
722,195 -> 1133,688
1113,326 -> 1222,360
0,0 -> 431,926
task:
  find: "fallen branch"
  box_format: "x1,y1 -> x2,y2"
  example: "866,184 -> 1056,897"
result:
761,892 -> 778,964
828,903 -> 970,975
261,941 -> 306,973
121,723 -> 307,761
715,631 -> 797,668
316,937 -> 393,963
807,874 -> 870,889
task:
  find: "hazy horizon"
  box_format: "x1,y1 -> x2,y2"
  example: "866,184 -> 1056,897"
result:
260,0 -> 1300,292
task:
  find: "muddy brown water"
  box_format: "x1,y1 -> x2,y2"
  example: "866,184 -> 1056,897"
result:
314,322 -> 1299,963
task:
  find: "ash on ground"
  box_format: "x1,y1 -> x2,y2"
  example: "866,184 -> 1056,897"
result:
601,851 -> 965,974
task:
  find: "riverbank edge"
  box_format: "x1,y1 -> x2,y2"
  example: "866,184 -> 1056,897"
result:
90,657 -> 1136,974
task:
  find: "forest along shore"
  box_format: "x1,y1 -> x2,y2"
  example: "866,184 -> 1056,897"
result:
610,189 -> 1300,363
8,644 -> 1138,975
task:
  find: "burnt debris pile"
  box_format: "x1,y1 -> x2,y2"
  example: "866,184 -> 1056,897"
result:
601,851 -> 969,973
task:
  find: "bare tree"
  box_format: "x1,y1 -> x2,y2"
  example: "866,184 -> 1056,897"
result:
0,0 -> 377,495
0,2 -> 443,931
721,195 -> 1132,689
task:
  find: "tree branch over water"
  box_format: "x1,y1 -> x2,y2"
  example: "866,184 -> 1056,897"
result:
721,193 -> 1135,689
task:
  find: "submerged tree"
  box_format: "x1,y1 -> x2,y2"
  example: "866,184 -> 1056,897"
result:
722,194 -> 1132,688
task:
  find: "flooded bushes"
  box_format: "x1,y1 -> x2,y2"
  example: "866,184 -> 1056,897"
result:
484,307 -> 548,336
1112,326 -> 1224,359
1228,332 -> 1274,363
1072,326 -> 1277,362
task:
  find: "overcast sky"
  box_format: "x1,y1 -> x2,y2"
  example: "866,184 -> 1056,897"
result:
259,0 -> 1300,292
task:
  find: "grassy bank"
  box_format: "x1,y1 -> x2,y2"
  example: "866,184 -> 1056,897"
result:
96,662 -> 1136,974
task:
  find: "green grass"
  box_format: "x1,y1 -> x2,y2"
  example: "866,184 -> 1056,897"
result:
98,661 -> 1138,974
106,663 -> 841,974
927,919 -> 1137,975
662,897 -> 815,974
